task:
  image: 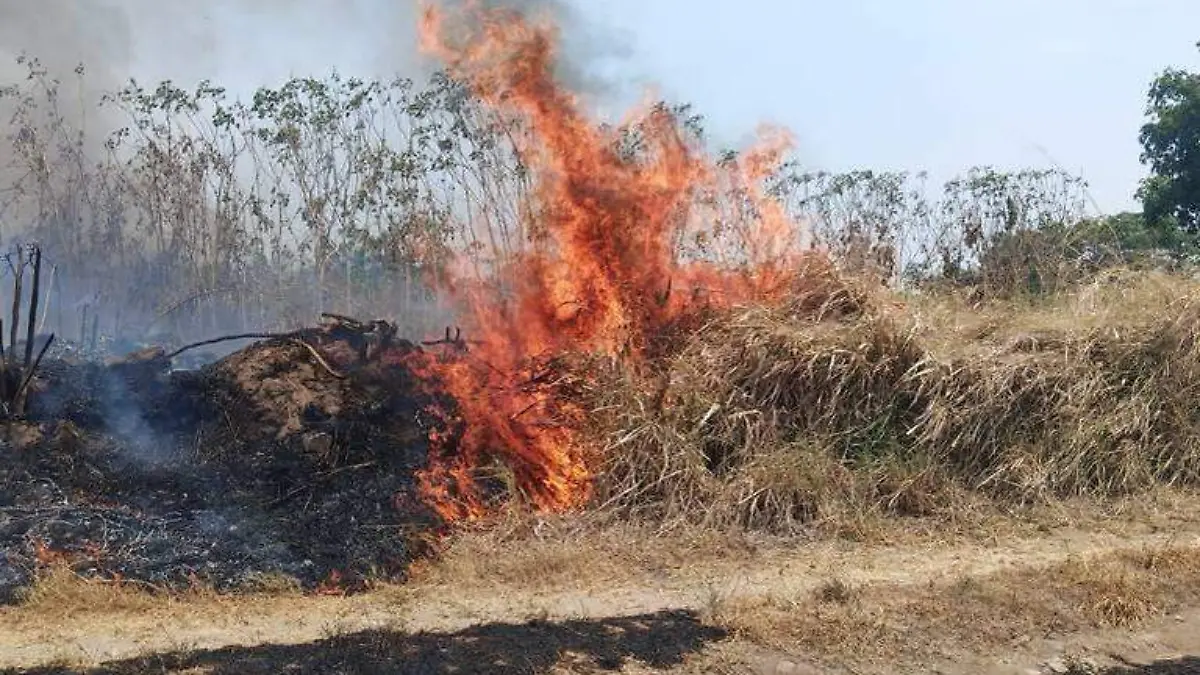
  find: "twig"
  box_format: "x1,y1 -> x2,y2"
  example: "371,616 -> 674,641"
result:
13,332 -> 53,415
141,285 -> 237,337
165,331 -> 346,379
319,312 -> 366,329
509,399 -> 540,421
166,332 -> 296,359
266,484 -> 311,509
422,326 -> 480,349
36,263 -> 56,335
284,338 -> 346,380
316,461 -> 377,479
267,461 -> 377,507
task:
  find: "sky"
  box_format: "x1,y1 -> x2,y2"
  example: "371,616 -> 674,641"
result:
7,0 -> 1200,216
568,0 -> 1200,215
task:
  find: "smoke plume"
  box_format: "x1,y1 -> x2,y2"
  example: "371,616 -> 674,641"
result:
0,0 -> 632,352
0,1 -> 629,115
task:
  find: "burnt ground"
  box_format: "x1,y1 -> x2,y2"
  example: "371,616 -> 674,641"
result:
0,323 -> 452,604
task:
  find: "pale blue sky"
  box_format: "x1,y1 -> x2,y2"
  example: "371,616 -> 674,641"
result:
570,1 -> 1200,215
117,1 -> 1200,215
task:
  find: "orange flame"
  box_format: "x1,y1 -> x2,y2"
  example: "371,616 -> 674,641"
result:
412,2 -> 809,522
32,538 -> 72,566
315,569 -> 346,596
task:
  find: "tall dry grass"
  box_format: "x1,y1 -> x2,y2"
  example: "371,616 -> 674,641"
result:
0,56 -> 1109,347
586,266 -> 1200,532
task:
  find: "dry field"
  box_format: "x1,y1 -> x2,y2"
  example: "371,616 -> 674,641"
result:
3,7 -> 1200,672
7,271 -> 1200,674
3,488 -> 1200,674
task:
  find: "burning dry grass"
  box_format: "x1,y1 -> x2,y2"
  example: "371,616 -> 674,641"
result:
392,3 -> 1200,535
585,267 -> 1200,532
707,540 -> 1200,668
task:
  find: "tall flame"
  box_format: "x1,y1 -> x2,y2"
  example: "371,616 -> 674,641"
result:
411,2 -> 809,522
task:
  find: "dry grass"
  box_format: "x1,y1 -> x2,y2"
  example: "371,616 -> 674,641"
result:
412,483 -> 1200,599
708,541 -> 1200,669
402,512 -> 767,593
16,567 -> 170,619
585,266 -> 1200,533
12,564 -> 306,624
2,562 -> 329,662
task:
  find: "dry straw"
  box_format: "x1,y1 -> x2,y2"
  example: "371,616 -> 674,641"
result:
585,266 -> 1200,532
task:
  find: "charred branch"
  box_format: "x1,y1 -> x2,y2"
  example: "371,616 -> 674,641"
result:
164,331 -> 345,380
12,333 -> 53,414
166,314 -> 415,380
0,244 -> 51,419
24,245 -> 41,369
7,249 -> 24,365
422,326 -> 475,351
166,332 -> 295,359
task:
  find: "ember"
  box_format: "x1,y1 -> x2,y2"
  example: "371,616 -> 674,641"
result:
314,569 -> 345,596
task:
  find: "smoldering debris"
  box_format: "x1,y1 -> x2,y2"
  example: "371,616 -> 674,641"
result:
0,313 -> 455,604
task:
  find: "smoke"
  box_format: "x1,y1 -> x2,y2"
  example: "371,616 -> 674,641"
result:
0,0 -> 631,186
0,0 -> 632,353
0,1 -> 630,114
416,1 -> 634,99
0,1 -> 134,89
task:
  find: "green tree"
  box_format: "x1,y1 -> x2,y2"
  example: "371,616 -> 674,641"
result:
1138,44 -> 1200,234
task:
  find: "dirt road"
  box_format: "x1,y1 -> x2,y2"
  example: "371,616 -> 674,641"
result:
4,509 -> 1200,674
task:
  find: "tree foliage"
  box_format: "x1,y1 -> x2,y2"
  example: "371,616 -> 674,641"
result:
1138,44 -> 1200,234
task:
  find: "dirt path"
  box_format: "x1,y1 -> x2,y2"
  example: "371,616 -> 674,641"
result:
3,520 -> 1200,673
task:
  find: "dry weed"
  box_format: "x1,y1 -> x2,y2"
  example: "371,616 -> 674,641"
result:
585,268 -> 1200,533
17,566 -> 167,619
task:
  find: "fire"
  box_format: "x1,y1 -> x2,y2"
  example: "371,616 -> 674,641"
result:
315,569 -> 347,596
32,538 -> 72,566
411,2 -> 809,522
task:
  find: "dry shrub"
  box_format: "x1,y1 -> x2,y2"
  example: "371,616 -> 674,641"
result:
922,275 -> 1200,496
585,267 -> 1200,531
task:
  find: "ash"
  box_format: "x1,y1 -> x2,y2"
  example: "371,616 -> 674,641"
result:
0,320 -> 446,604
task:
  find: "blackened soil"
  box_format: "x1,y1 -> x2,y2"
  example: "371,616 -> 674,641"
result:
0,337 -> 446,604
